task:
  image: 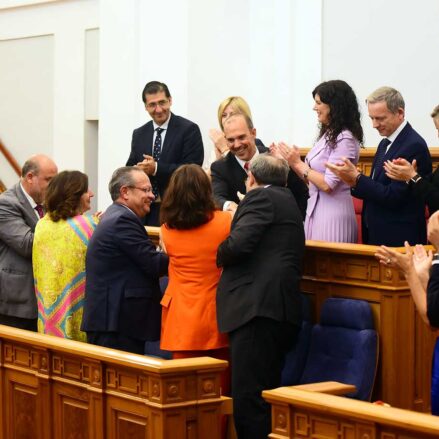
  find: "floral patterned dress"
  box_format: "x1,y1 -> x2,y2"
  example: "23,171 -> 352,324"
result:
32,213 -> 98,342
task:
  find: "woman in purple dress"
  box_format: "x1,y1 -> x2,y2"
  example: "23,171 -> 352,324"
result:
275,80 -> 363,242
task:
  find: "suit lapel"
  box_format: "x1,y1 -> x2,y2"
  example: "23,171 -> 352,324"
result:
229,155 -> 247,195
160,113 -> 176,159
373,123 -> 411,180
14,184 -> 38,228
145,122 -> 154,156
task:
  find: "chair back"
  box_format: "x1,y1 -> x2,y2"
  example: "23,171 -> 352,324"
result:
299,298 -> 378,401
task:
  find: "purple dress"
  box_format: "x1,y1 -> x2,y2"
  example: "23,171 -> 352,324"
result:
305,130 -> 360,243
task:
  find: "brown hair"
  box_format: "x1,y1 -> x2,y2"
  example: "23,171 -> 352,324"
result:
160,164 -> 216,229
45,170 -> 88,222
431,105 -> 439,119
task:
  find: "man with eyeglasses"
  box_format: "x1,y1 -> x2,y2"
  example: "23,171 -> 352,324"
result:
211,114 -> 308,219
126,81 -> 204,225
81,166 -> 168,354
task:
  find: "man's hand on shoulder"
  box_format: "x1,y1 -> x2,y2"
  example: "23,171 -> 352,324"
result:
225,201 -> 238,214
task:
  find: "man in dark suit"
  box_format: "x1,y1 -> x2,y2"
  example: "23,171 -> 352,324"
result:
210,114 -> 308,219
326,86 -> 431,246
126,81 -> 204,225
81,166 -> 168,354
216,154 -> 305,439
0,154 -> 57,331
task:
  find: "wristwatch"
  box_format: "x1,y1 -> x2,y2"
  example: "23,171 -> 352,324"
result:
303,167 -> 311,180
410,173 -> 422,184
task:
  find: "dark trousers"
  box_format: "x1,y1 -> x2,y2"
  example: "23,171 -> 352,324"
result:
87,331 -> 146,355
0,314 -> 37,331
229,317 -> 299,439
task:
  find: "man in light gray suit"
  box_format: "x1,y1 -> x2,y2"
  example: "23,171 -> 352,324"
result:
0,154 -> 57,331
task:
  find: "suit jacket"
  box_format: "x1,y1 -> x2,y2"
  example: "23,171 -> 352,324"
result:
216,185 -> 305,333
126,113 -> 204,198
410,167 -> 439,215
81,202 -> 169,341
0,183 -> 38,319
427,264 -> 439,328
210,145 -> 309,219
352,123 -> 431,246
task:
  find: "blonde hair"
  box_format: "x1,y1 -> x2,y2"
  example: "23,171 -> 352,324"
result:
217,96 -> 253,130
366,86 -> 405,113
431,105 -> 439,119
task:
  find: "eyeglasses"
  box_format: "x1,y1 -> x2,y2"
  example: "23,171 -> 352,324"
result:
145,99 -> 170,110
129,186 -> 152,194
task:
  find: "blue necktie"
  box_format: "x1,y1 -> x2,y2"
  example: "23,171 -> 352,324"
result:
152,128 -> 164,198
372,138 -> 391,180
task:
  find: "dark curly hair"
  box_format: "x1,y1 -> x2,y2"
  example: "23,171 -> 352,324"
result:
312,80 -> 364,148
44,170 -> 89,222
160,164 -> 216,229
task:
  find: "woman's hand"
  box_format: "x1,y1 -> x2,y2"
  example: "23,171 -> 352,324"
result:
375,242 -> 413,274
383,158 -> 417,181
277,142 -> 302,168
209,128 -> 228,159
269,143 -> 283,159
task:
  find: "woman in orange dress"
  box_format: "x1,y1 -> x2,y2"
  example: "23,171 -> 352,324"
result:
159,164 -> 232,394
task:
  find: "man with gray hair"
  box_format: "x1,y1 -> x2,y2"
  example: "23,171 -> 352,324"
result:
0,154 -> 57,331
81,166 -> 168,354
216,153 -> 305,439
326,86 -> 431,246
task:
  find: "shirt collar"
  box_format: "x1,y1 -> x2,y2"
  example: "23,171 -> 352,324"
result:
234,146 -> 259,170
153,113 -> 171,131
387,120 -> 407,143
19,182 -> 37,209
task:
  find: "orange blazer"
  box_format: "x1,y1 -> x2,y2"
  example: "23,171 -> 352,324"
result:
160,211 -> 231,351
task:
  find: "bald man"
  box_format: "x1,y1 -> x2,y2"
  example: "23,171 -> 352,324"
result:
0,154 -> 58,330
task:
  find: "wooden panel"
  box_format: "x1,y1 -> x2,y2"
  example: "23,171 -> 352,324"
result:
0,325 -> 227,439
4,371 -> 39,439
264,386 -> 439,439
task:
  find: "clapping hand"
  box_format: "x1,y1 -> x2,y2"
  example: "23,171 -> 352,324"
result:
384,158 -> 417,181
325,157 -> 360,187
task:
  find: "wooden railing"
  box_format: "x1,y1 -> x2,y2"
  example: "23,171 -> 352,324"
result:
0,138 -> 21,177
263,384 -> 439,439
0,138 -> 21,193
0,325 -> 229,439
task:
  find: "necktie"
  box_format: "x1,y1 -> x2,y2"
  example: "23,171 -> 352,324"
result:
35,204 -> 44,219
152,128 -> 164,198
244,162 -> 250,172
372,138 -> 391,180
